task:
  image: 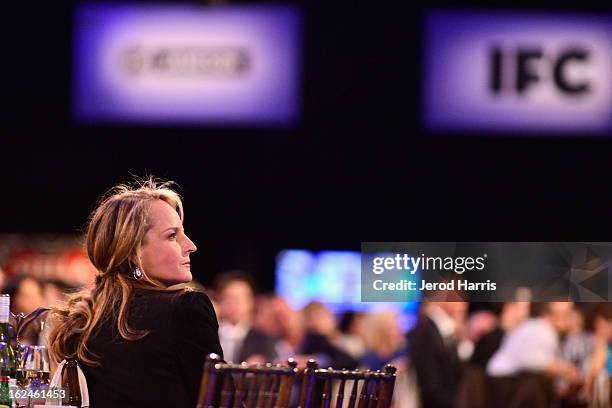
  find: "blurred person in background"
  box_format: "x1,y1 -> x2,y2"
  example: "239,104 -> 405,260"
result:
216,271 -> 277,364
253,295 -> 279,338
487,302 -> 581,406
7,278 -> 74,347
336,311 -> 366,360
5,274 -> 45,316
42,279 -> 71,309
0,266 -> 6,292
455,302 -> 530,408
253,295 -> 305,362
466,309 -> 497,345
456,309 -> 496,365
360,311 -> 405,371
299,301 -> 358,370
560,307 -> 590,370
488,302 -> 579,380
408,295 -> 468,408
273,297 -> 304,354
561,303 -> 612,405
471,302 -> 530,369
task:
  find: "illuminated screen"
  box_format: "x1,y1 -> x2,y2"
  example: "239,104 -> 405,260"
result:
275,250 -> 419,331
423,11 -> 612,135
73,4 -> 301,126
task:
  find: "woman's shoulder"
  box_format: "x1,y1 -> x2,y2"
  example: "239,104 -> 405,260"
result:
134,287 -> 210,301
170,289 -> 218,327
129,288 -> 218,334
132,288 -> 214,316
170,289 -> 221,355
172,289 -> 215,311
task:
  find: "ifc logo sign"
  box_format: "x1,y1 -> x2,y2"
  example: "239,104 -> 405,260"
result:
422,11 -> 612,135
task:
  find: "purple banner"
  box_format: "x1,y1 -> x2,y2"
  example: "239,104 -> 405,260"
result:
73,4 -> 301,126
423,11 -> 612,135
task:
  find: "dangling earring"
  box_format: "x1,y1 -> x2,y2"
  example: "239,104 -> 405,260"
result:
133,267 -> 143,280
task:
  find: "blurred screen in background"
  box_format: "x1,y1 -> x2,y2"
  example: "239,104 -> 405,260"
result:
422,11 -> 612,136
275,250 -> 420,332
73,3 -> 301,126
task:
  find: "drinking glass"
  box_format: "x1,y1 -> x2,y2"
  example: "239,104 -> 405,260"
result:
17,345 -> 50,407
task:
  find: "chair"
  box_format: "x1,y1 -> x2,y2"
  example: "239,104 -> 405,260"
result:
197,354 -> 397,408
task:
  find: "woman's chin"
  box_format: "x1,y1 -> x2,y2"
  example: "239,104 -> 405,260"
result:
163,272 -> 192,287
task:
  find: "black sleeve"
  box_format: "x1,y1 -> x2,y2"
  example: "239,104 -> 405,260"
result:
470,329 -> 503,368
172,291 -> 224,405
409,328 -> 456,408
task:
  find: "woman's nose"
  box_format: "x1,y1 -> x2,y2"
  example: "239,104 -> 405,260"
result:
184,236 -> 197,254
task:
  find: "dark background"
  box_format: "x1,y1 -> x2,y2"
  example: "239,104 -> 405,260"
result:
2,0 -> 612,289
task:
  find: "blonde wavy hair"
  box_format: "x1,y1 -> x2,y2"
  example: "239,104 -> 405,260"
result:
49,178 -> 187,366
362,311 -> 405,358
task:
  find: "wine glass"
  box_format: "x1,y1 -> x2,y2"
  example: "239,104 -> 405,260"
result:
17,345 -> 50,407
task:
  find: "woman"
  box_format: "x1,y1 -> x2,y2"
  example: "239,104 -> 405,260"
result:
4,274 -> 46,316
48,179 -> 223,408
360,311 -> 405,371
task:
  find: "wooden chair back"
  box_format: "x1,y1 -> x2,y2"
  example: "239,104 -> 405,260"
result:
197,354 -> 397,408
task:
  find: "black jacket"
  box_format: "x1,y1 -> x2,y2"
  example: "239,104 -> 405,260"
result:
81,289 -> 223,408
470,327 -> 504,369
235,328 -> 278,363
409,316 -> 462,408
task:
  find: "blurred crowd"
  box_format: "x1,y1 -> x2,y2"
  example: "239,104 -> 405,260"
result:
0,266 -> 75,316
207,272 -> 612,408
1,265 -> 611,407
208,271 -> 407,372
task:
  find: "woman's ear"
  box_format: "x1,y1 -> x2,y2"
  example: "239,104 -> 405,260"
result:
129,251 -> 138,266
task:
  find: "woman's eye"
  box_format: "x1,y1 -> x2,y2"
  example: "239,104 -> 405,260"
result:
168,233 -> 177,240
